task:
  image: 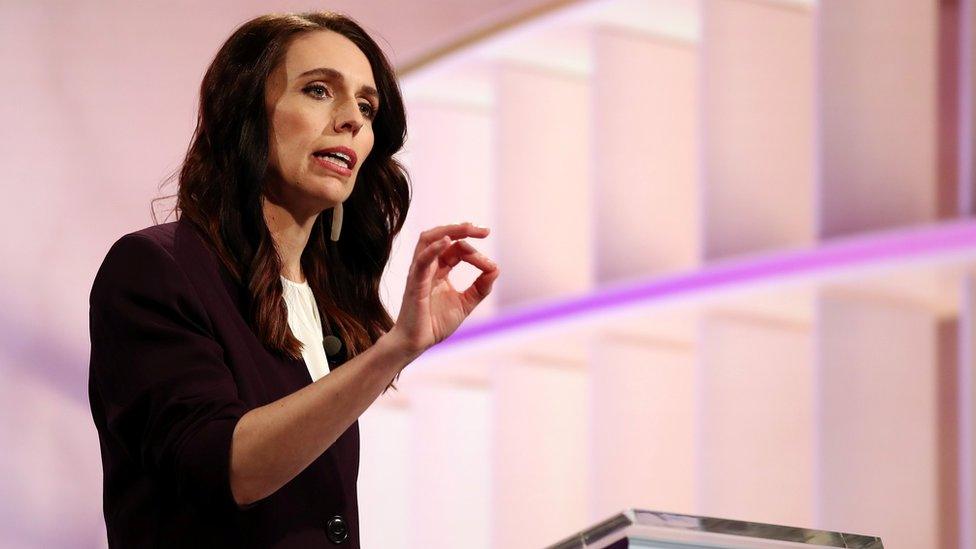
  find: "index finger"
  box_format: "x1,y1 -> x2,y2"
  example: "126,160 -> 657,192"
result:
414,222 -> 490,255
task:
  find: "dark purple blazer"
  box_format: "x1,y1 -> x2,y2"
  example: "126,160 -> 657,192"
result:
88,219 -> 361,548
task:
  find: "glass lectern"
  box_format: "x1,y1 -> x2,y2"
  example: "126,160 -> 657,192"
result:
546,509 -> 883,548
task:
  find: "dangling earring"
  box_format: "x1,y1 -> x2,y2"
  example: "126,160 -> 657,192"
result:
330,202 -> 344,241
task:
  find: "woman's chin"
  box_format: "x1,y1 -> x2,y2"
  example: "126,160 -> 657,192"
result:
314,173 -> 354,192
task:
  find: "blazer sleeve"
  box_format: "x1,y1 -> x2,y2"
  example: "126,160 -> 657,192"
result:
89,232 -> 251,513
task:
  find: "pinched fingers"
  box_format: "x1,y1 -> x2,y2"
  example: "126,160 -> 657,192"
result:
461,257 -> 500,307
439,239 -> 495,271
438,240 -> 500,307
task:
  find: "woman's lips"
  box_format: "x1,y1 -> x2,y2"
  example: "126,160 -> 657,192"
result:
311,154 -> 353,176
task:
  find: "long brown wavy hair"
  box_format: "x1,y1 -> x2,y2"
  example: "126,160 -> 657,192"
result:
156,12 -> 410,364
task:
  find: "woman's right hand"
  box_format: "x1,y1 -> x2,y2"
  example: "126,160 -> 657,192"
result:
389,222 -> 500,358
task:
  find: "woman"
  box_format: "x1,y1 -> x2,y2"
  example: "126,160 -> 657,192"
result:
87,11 -> 499,548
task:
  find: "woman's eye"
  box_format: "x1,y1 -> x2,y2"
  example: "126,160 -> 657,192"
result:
359,102 -> 377,119
303,84 -> 330,99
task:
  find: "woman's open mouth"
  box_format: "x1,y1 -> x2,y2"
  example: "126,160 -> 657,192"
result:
311,153 -> 353,176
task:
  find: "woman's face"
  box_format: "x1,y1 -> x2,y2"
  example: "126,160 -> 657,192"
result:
263,30 -> 379,219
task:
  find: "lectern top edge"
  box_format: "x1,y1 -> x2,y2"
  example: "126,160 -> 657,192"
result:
546,509 -> 884,549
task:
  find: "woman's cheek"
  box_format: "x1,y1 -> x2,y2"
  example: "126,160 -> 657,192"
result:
275,106 -> 316,147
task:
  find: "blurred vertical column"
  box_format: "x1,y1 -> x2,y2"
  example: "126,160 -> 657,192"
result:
587,330 -> 695,519
816,293 -> 945,547
696,314 -> 814,526
700,0 -> 815,261
940,0 -> 962,219
489,59 -> 592,548
817,0 -> 941,237
409,381 -> 491,549
962,277 -> 976,549
491,348 -> 588,549
591,27 -> 699,282
960,0 -> 975,214
815,2 -> 950,547
938,315 -> 961,549
696,0 -> 816,529
586,23 -> 698,522
492,62 -> 592,306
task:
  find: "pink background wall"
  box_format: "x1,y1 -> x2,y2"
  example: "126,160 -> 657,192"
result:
2,1 -> 973,547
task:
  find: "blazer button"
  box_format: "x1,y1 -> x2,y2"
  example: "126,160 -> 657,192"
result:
325,515 -> 349,544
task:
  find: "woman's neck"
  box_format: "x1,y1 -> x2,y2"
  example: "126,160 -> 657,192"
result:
262,197 -> 317,284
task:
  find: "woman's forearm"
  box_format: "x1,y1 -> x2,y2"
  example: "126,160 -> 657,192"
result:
228,330 -> 418,506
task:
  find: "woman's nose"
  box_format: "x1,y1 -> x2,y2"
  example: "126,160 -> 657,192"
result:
333,100 -> 364,135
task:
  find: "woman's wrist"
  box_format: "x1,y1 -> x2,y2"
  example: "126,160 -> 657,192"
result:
376,327 -> 424,370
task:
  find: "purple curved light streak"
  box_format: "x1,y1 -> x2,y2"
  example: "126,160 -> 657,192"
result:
440,219 -> 976,347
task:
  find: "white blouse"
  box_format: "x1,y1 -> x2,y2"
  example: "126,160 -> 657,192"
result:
280,275 -> 330,382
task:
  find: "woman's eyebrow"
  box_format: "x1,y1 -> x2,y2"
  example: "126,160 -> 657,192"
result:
297,67 -> 379,102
